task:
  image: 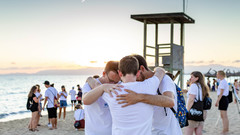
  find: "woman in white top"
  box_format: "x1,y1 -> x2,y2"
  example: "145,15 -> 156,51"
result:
58,85 -> 68,120
215,70 -> 229,134
185,71 -> 210,135
35,84 -> 44,126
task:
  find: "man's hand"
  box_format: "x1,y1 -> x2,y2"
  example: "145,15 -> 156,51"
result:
116,89 -> 142,107
215,101 -> 219,107
101,84 -> 123,97
42,106 -> 45,111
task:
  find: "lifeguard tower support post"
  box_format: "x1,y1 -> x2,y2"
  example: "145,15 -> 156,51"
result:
131,12 -> 195,88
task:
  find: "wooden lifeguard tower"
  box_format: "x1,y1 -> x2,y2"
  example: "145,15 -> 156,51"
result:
131,12 -> 195,88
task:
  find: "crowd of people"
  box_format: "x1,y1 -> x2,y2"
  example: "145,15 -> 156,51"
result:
26,54 -> 237,135
27,82 -> 84,132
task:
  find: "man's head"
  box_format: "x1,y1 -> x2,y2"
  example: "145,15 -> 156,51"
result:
132,54 -> 149,81
43,80 -> 50,88
118,56 -> 139,77
101,61 -> 120,84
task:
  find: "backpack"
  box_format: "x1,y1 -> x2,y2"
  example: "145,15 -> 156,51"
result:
26,97 -> 33,110
174,85 -> 188,128
157,84 -> 188,128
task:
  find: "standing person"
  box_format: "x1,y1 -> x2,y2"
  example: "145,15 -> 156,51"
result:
77,85 -> 82,105
234,79 -> 239,91
35,84 -> 44,126
115,55 -> 181,135
185,71 -> 210,135
207,77 -> 211,90
101,56 -> 165,135
42,81 -> 59,130
82,61 -> 121,135
74,104 -> 85,131
58,85 -> 68,121
215,71 -> 229,134
69,87 -> 77,110
212,79 -> 216,91
27,86 -> 41,132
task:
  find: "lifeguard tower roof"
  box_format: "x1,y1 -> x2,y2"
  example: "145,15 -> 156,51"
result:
131,12 -> 195,24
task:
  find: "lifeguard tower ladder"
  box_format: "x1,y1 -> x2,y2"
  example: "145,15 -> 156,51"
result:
131,12 -> 195,88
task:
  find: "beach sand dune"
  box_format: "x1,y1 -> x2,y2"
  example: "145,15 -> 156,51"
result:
1,91 -> 240,135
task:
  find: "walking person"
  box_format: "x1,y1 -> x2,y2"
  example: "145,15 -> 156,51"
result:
77,84 -> 82,105
58,85 -> 68,121
69,87 -> 77,110
215,71 -> 229,134
185,71 -> 210,135
43,80 -> 59,130
27,86 -> 41,132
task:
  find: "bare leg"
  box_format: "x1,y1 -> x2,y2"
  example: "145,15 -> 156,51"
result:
185,126 -> 195,135
32,111 -> 38,130
220,110 -> 229,133
195,125 -> 203,135
63,107 -> 66,120
59,107 -> 62,119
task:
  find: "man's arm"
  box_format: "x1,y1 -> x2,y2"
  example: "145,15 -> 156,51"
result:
117,89 -> 174,107
83,78 -> 122,105
86,77 -> 100,89
42,97 -> 48,110
153,67 -> 165,82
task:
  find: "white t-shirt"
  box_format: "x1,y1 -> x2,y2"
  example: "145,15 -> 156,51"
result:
45,87 -> 58,108
152,75 -> 182,135
69,89 -> 76,100
102,76 -> 160,135
217,79 -> 229,96
74,109 -> 85,121
187,83 -> 203,102
59,91 -> 67,101
35,92 -> 43,102
82,79 -> 112,135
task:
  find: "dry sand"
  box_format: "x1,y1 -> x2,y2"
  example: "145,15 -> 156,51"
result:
1,91 -> 240,135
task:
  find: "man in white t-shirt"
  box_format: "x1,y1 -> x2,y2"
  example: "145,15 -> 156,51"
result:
69,87 -> 76,110
101,56 -> 165,135
116,55 -> 182,135
42,80 -> 59,130
82,61 -> 121,135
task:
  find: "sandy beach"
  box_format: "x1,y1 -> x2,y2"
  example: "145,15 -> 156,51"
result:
1,91 -> 240,135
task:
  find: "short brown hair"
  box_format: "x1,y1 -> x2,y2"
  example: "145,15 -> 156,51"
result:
218,70 -> 226,77
132,54 -> 149,71
119,56 -> 139,76
104,61 -> 119,73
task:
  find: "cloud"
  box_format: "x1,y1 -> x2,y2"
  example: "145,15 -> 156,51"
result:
233,60 -> 240,63
185,61 -> 204,64
11,62 -> 16,65
81,0 -> 86,2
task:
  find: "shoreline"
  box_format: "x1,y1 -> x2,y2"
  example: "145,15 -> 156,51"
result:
1,92 -> 240,135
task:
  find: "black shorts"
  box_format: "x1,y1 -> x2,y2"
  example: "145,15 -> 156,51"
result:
219,96 -> 229,111
71,100 -> 77,103
47,107 -> 57,118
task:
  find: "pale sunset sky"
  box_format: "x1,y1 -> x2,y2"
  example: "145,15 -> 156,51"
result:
0,0 -> 240,74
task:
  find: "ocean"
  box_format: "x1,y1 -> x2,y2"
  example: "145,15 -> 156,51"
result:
0,74 -> 238,122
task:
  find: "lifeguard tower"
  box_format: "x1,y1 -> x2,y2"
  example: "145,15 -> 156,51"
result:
131,12 -> 195,88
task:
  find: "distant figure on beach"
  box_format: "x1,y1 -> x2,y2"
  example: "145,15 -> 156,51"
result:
27,85 -> 41,132
215,71 -> 229,134
43,80 -> 59,130
207,77 -> 211,90
74,104 -> 85,130
77,85 -> 82,105
69,87 -> 77,110
185,71 -> 209,135
234,79 -> 239,91
82,61 -> 120,135
58,85 -> 68,120
212,79 -> 216,91
35,84 -> 44,126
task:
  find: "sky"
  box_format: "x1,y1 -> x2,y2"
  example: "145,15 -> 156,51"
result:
0,0 -> 240,74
